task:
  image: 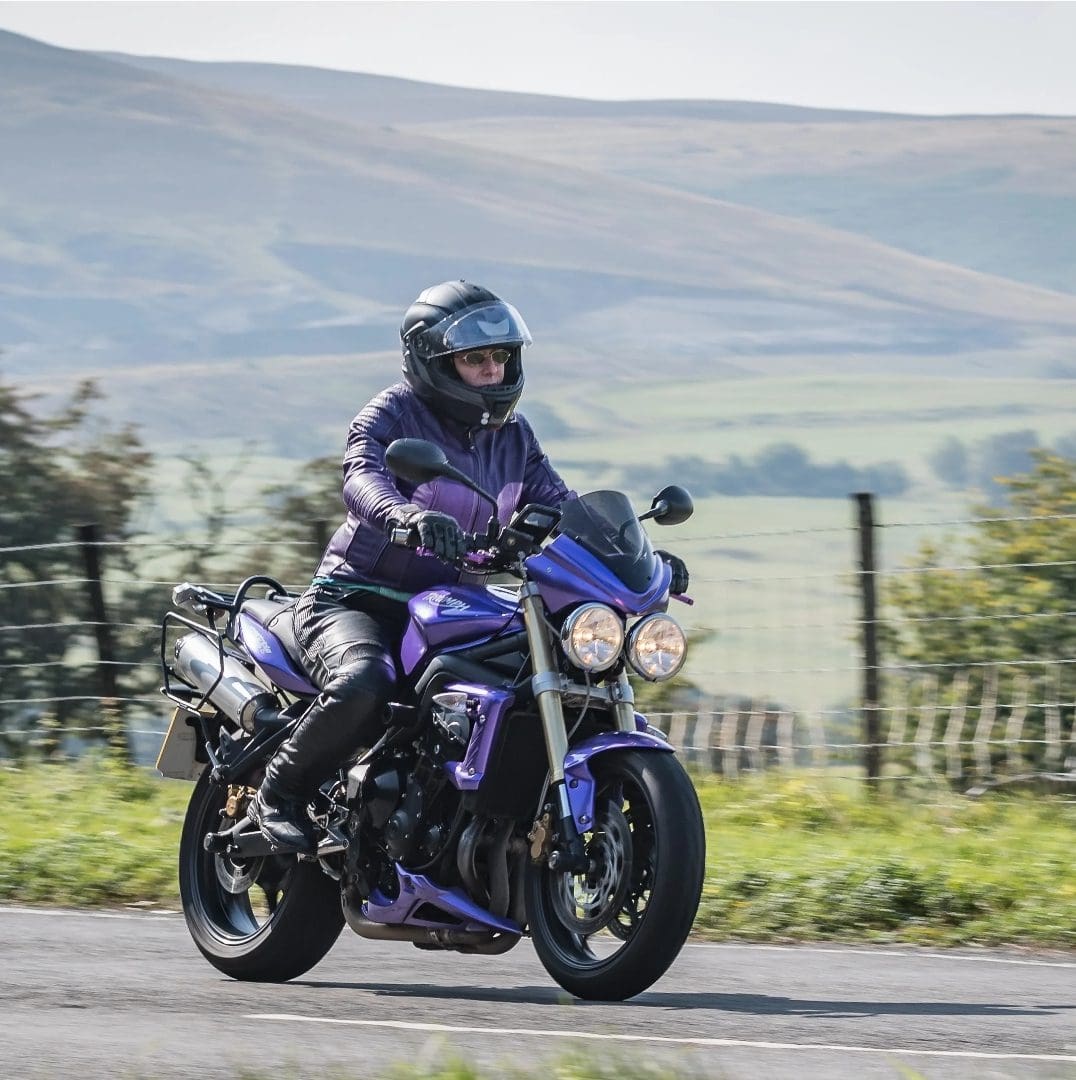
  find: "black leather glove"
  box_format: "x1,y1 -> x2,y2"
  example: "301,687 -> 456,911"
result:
397,507 -> 466,562
655,550 -> 689,595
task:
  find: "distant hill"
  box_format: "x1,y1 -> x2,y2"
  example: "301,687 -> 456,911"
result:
2,29 -> 1075,451
98,52 -> 920,125
103,50 -> 1076,295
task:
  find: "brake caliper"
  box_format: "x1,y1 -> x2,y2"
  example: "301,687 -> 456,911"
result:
528,812 -> 553,862
224,785 -> 257,819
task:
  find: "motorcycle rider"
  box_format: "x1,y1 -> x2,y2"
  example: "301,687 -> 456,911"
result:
250,280 -> 689,854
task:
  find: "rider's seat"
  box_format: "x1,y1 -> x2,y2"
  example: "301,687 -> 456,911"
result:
238,598 -> 317,695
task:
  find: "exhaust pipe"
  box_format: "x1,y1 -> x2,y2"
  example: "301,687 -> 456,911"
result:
173,632 -> 279,731
340,893 -> 519,953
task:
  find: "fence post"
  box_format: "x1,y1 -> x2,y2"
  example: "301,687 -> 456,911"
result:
78,523 -> 129,764
313,519 -> 330,556
854,493 -> 882,784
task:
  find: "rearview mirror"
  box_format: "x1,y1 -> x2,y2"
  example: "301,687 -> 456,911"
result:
640,485 -> 693,526
384,438 -> 501,527
385,438 -> 460,485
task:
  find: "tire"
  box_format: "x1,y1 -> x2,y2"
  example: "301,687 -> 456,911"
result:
178,770 -> 344,981
525,749 -> 704,1001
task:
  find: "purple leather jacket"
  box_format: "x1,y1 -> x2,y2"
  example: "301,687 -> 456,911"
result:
313,383 -> 571,592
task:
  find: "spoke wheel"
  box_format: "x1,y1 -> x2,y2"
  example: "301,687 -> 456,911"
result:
179,770 -> 343,981
525,749 -> 704,1001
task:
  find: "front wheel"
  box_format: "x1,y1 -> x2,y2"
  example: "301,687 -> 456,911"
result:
525,749 -> 704,1000
178,770 -> 344,981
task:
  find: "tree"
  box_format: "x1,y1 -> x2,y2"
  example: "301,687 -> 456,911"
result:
884,450 -> 1075,772
0,378 -> 154,759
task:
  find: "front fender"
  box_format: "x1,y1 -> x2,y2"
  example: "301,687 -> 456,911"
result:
563,730 -> 673,833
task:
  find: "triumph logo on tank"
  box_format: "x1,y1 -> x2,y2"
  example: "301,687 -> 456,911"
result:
427,591 -> 471,612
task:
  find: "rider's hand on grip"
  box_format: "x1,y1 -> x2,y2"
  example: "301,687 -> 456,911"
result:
395,508 -> 467,562
655,550 -> 689,595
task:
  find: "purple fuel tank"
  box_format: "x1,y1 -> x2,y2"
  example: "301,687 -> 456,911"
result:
400,584 -> 523,675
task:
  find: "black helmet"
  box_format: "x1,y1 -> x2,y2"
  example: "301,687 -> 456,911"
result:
400,280 -> 531,429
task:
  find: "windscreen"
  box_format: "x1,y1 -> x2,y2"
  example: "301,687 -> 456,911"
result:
557,491 -> 657,593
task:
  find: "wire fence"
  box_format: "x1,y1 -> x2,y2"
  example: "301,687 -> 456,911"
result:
1,502 -> 1073,787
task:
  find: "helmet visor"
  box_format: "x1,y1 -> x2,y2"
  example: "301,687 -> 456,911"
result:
414,300 -> 532,359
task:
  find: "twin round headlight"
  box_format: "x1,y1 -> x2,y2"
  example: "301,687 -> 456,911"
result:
560,603 -> 687,681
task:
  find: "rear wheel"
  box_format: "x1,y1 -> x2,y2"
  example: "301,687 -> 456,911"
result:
525,749 -> 704,1001
178,770 -> 343,981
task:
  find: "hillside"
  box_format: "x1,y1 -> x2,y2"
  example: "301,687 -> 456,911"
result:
2,31 -> 1074,711
104,48 -> 1076,295
0,27 -> 1073,492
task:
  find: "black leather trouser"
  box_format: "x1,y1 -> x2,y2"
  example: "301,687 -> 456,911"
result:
261,584 -> 410,802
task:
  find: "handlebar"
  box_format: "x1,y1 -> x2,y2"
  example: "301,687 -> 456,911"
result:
389,502 -> 558,571
388,522 -> 522,573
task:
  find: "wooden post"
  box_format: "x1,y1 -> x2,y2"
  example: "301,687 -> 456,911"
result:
78,523 -> 129,764
854,493 -> 882,784
313,519 -> 330,556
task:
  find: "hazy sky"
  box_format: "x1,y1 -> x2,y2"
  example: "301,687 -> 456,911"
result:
1,1 -> 1075,115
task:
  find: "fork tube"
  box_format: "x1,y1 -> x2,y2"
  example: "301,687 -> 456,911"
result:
519,581 -> 569,784
612,671 -> 637,733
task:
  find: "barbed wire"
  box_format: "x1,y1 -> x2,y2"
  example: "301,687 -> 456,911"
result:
1,726 -> 168,740
0,659 -> 158,671
2,694 -> 1070,717
874,609 -> 1076,625
0,621 -> 161,632
0,695 -> 164,707
5,610 -> 1065,637
881,512 -> 1076,529
1,517 -> 1070,555
2,644 -> 1070,680
0,538 -> 320,556
0,725 -> 1064,755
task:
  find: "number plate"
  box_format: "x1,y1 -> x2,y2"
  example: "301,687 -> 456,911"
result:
156,708 -> 204,781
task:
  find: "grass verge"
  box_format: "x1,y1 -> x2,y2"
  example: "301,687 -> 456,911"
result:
1,756 -> 1072,949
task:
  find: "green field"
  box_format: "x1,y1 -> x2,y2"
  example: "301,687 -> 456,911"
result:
2,758 -> 1072,950
127,368 -> 1075,716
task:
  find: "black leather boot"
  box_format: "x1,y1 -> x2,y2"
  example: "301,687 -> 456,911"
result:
248,784 -> 319,855
249,658 -> 393,855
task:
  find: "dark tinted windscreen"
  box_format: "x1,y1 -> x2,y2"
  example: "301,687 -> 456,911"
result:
557,491 -> 657,592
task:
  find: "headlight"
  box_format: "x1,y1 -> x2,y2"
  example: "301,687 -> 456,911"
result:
560,603 -> 624,673
626,613 -> 687,681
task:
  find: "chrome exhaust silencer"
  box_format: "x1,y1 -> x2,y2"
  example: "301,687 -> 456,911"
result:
173,632 -> 278,731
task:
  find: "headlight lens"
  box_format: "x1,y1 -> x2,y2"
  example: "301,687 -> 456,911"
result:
626,613 -> 687,681
561,603 -> 624,673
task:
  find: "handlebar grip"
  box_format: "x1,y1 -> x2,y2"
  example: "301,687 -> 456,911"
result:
389,525 -> 417,547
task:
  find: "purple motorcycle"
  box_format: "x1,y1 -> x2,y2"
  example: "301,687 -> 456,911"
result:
157,438 -> 705,1000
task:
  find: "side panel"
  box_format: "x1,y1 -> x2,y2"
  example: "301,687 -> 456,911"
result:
235,612 -> 318,696
439,683 -> 517,792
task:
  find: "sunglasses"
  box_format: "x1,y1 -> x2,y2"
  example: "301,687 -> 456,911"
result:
456,348 -> 512,368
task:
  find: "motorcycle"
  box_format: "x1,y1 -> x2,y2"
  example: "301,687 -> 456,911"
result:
157,437 -> 705,1001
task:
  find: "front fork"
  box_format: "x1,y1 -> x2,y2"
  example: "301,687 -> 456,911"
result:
520,581 -> 633,871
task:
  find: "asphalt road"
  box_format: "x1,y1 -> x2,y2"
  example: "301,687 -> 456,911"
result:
1,906 -> 1073,1080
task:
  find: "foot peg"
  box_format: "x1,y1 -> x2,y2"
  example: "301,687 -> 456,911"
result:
203,815 -> 288,858
204,815 -> 252,853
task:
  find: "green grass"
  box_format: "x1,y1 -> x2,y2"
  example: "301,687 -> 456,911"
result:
0,755 -> 190,907
695,772 -> 1076,948
1,756 -> 1072,950
150,1050 -> 711,1080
